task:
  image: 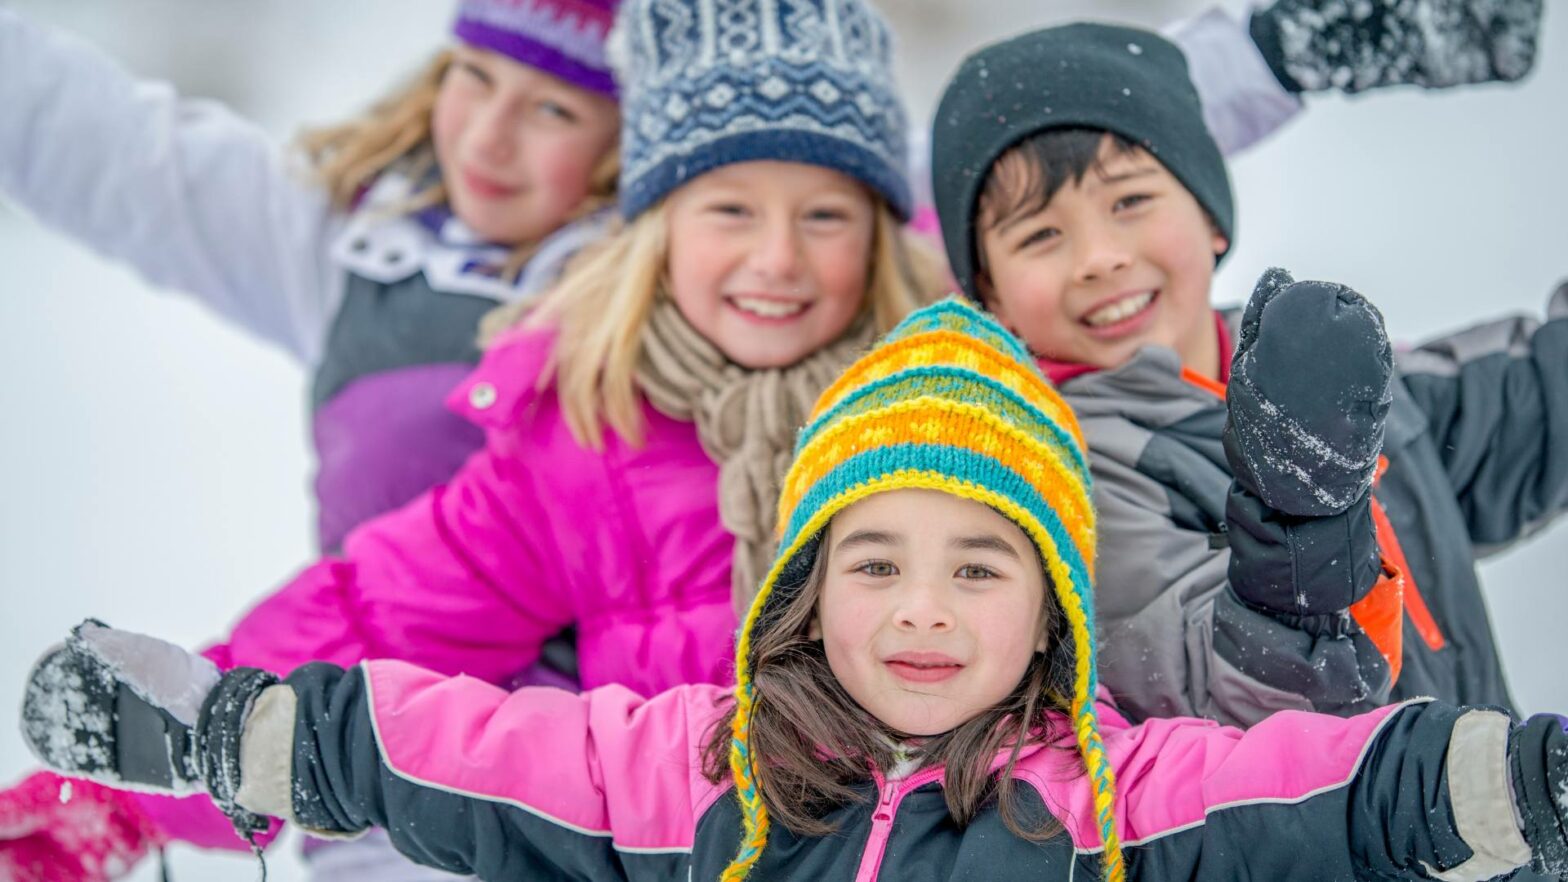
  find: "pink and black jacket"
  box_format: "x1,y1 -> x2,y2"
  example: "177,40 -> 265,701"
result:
265,658 -> 1565,881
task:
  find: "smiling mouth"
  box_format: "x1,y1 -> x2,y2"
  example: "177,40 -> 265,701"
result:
461,169 -> 522,200
1082,290 -> 1157,328
884,659 -> 965,683
726,295 -> 810,320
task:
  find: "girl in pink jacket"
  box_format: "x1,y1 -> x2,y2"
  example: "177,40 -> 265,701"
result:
22,299 -> 1568,882
3,0 -> 943,874
0,2 -> 623,879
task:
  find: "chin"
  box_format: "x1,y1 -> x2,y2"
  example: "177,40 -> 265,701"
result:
879,703 -> 969,738
720,343 -> 813,370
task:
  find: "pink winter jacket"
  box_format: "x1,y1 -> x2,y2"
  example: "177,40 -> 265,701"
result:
134,324 -> 740,847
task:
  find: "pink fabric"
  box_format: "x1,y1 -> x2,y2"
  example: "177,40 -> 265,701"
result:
1020,700 -> 1409,850
357,664 -> 1414,865
365,660 -> 730,853
142,325 -> 738,845
0,771 -> 168,880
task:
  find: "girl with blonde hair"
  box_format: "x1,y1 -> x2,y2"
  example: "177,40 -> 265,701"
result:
0,2 -> 622,879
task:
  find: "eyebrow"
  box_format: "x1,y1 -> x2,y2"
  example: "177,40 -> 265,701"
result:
834,529 -> 902,553
951,533 -> 1022,561
1096,167 -> 1158,184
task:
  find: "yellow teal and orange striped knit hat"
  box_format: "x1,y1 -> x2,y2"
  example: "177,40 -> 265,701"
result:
723,297 -> 1124,882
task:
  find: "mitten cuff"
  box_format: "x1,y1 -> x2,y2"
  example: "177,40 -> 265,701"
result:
1247,8 -> 1303,93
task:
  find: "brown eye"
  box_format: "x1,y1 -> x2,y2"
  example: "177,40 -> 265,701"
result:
1016,226 -> 1058,251
455,61 -> 492,87
858,561 -> 897,578
1114,193 -> 1152,212
538,100 -> 579,123
957,564 -> 997,580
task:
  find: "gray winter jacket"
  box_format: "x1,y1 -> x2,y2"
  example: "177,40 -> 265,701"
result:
1073,287 -> 1568,727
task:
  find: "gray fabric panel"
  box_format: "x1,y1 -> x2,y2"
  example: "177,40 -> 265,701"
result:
311,272 -> 498,409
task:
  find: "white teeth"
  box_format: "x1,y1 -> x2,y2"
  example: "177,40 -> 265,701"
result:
731,296 -> 807,319
1084,290 -> 1155,327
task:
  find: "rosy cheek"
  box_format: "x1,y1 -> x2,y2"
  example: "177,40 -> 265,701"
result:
815,236 -> 873,307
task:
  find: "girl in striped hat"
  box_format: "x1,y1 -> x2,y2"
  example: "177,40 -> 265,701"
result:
1,0 -> 942,878
22,297 -> 1568,882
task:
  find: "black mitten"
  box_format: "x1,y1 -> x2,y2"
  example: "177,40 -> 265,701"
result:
20,620 -> 278,840
1250,0 -> 1542,94
1225,268 -> 1393,517
1509,714 -> 1568,877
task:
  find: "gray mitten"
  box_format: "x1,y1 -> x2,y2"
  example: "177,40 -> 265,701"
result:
20,620 -> 278,840
1250,0 -> 1542,93
1224,268 -> 1394,517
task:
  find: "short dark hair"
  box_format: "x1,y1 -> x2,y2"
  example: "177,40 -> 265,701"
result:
973,128 -> 1139,284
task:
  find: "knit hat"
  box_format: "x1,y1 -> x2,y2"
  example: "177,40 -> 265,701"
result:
722,297 -> 1124,882
452,0 -> 621,96
931,22 -> 1235,299
608,0 -> 912,220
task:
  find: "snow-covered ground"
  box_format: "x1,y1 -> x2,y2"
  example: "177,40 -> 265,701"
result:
0,2 -> 1563,880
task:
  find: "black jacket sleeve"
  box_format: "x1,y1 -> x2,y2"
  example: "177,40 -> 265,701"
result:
1399,284 -> 1568,553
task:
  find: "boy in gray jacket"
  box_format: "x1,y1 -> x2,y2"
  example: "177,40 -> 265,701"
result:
930,15 -> 1566,727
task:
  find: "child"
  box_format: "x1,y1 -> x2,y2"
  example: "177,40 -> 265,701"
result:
0,0 -> 941,876
19,298 -> 1568,882
927,23 -> 1568,728
0,2 -> 621,878
0,4 -> 624,877
0,3 -> 622,554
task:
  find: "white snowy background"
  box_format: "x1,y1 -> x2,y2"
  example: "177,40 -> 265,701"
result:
0,1 -> 1562,879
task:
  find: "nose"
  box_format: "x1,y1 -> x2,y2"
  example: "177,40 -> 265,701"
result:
468,98 -> 519,164
894,579 -> 955,634
1072,219 -> 1132,284
748,216 -> 805,284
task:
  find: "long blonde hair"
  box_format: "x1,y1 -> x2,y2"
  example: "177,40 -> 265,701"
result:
295,49 -> 619,274
500,199 -> 948,450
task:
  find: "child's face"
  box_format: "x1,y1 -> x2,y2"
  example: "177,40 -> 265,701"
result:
978,140 -> 1228,375
664,161 -> 876,369
810,489 -> 1047,737
434,44 -> 620,245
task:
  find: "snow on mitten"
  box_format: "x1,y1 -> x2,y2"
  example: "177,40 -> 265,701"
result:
1249,0 -> 1542,93
0,771 -> 166,882
1224,268 -> 1393,518
1509,714 -> 1568,877
19,620 -> 278,844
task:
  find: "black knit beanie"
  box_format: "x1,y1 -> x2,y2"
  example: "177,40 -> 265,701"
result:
931,22 -> 1235,299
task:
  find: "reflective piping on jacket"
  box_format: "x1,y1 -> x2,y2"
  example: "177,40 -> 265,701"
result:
359,662 -> 696,856
1066,698 -> 1431,854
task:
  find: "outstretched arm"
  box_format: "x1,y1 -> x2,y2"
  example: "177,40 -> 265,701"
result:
1169,0 -> 1543,156
0,9 -> 338,362
1398,283 -> 1568,553
20,624 -> 721,882
1096,700 -> 1563,879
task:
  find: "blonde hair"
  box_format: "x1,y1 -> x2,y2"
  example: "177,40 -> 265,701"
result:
295,49 -> 620,276
496,199 -> 948,450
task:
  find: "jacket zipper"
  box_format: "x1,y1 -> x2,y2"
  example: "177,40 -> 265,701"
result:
851,767 -> 944,882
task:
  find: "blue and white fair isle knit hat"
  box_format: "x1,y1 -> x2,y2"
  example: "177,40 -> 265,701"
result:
608,0 -> 912,220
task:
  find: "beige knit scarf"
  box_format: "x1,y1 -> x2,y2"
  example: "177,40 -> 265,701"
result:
635,298 -> 876,617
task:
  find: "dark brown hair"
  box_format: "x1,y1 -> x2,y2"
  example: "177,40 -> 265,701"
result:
702,528 -> 1082,840
972,128 -> 1141,294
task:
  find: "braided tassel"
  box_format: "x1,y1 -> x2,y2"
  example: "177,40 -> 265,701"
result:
1048,553 -> 1126,882
721,680 -> 770,881
722,548 -> 792,882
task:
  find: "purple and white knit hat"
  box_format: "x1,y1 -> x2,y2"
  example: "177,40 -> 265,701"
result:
452,0 -> 621,97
